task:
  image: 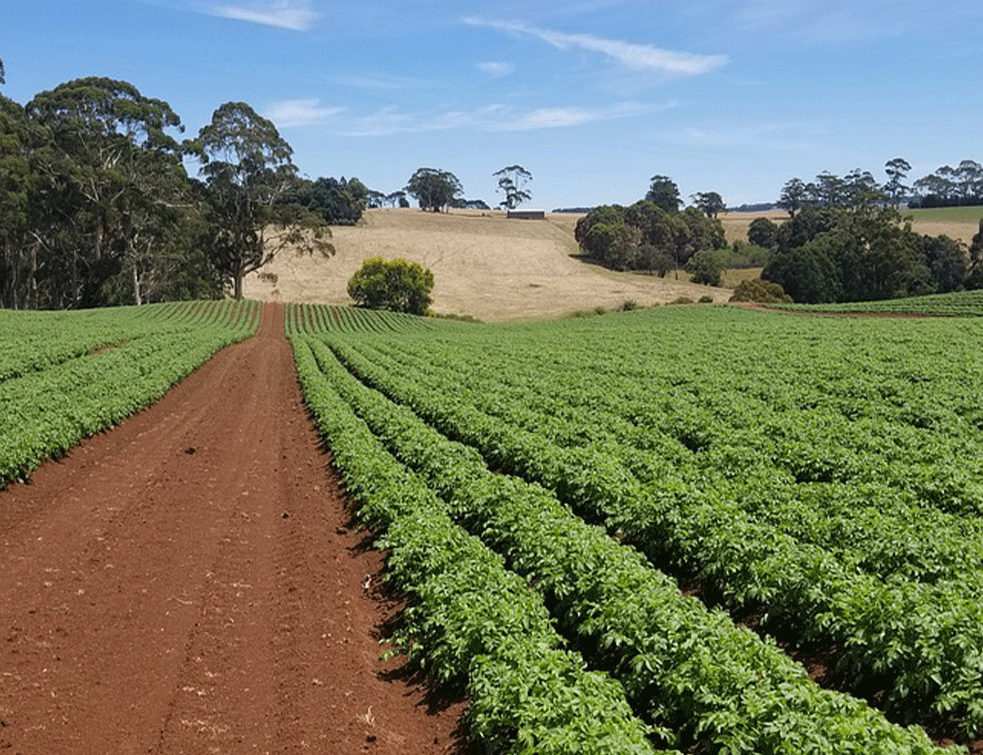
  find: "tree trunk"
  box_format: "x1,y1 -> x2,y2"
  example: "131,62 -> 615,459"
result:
132,261 -> 142,305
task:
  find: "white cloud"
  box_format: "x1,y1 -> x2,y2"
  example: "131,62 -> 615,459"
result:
263,99 -> 345,127
487,102 -> 651,131
465,18 -> 727,77
208,0 -> 317,31
477,61 -> 515,77
334,101 -> 656,136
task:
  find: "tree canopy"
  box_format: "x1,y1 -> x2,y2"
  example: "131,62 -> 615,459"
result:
405,167 -> 463,212
691,191 -> 725,218
762,206 -> 971,303
575,197 -> 725,274
195,101 -> 333,299
646,175 -> 682,213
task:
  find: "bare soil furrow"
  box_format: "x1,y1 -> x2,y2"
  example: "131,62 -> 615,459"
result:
0,302 -> 464,755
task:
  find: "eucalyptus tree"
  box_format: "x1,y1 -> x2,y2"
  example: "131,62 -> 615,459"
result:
25,77 -> 188,306
493,164 -> 532,209
0,94 -> 34,308
405,167 -> 463,212
884,157 -> 911,208
195,101 -> 333,298
645,174 -> 681,213
777,177 -> 808,216
691,191 -> 725,218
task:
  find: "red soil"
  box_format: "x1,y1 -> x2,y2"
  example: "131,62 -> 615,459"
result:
0,302 -> 467,754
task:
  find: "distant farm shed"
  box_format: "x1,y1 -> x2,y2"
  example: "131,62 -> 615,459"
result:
507,209 -> 546,220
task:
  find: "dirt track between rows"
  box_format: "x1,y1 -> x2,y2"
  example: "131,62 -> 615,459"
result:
0,303 -> 465,754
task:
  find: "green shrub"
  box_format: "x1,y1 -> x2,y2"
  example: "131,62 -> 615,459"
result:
686,249 -> 726,286
728,278 -> 793,304
347,256 -> 434,315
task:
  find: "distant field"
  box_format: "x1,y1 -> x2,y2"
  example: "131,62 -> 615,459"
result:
905,205 -> 983,224
243,208 -> 727,321
718,210 -> 788,244
721,206 -> 983,245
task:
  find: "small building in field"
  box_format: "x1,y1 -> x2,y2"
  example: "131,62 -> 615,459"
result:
507,209 -> 546,220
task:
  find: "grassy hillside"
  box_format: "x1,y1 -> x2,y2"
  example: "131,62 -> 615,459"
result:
242,208 -> 727,321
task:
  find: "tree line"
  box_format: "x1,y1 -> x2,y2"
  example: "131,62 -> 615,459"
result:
751,207 -> 983,303
0,75 -> 375,309
777,158 -> 983,214
573,176 -> 727,280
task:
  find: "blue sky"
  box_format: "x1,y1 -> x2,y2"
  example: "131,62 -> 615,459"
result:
2,1 -> 982,210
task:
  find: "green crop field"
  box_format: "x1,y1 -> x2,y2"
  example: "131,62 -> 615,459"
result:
8,297 -> 983,754
287,301 -> 983,754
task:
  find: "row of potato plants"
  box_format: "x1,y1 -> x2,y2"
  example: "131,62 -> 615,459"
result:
0,301 -> 258,487
358,310 -> 983,518
345,310 -> 983,586
289,336 -> 666,755
0,300 -> 259,383
323,327 -> 983,739
354,335 -> 983,591
303,333 -> 954,755
769,289 -> 983,316
285,303 -> 435,337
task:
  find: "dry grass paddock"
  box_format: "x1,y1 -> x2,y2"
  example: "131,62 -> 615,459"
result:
243,208 -> 726,322
243,207 -> 983,322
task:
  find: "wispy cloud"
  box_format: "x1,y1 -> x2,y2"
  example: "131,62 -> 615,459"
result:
661,121 -> 823,152
207,0 -> 317,31
264,99 -> 346,127
334,100 -> 659,137
477,61 -> 515,77
327,73 -> 438,90
465,18 -> 727,77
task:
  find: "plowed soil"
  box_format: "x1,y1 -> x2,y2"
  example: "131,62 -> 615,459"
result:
0,303 -> 467,754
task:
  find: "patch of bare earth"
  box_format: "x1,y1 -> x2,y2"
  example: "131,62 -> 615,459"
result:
243,208 -> 727,321
0,302 -> 467,755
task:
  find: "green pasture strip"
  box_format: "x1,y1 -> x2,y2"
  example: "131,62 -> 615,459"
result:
309,334 -> 951,755
907,206 -> 983,224
289,337 -> 666,755
763,288 -> 983,316
0,301 -> 255,487
352,334 -> 983,589
320,309 -> 983,738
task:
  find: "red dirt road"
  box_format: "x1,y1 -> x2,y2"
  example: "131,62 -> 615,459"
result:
0,303 -> 465,754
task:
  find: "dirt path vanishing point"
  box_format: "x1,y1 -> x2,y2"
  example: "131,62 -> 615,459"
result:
0,303 -> 467,754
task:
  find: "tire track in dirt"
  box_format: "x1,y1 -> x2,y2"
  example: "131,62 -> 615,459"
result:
0,302 -> 466,754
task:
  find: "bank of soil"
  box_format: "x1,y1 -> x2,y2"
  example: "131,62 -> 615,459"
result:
0,302 -> 466,754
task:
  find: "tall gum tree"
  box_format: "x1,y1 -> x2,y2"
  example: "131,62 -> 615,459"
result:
25,77 -> 188,306
194,101 -> 333,299
493,165 -> 532,210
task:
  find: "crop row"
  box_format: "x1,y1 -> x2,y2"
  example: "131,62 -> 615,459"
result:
768,288 -> 983,316
357,311 -> 983,516
323,329 -> 983,739
285,303 -> 433,336
289,336 -> 666,755
350,335 -> 983,590
299,334 -> 953,755
0,300 -> 258,383
0,301 -> 258,487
